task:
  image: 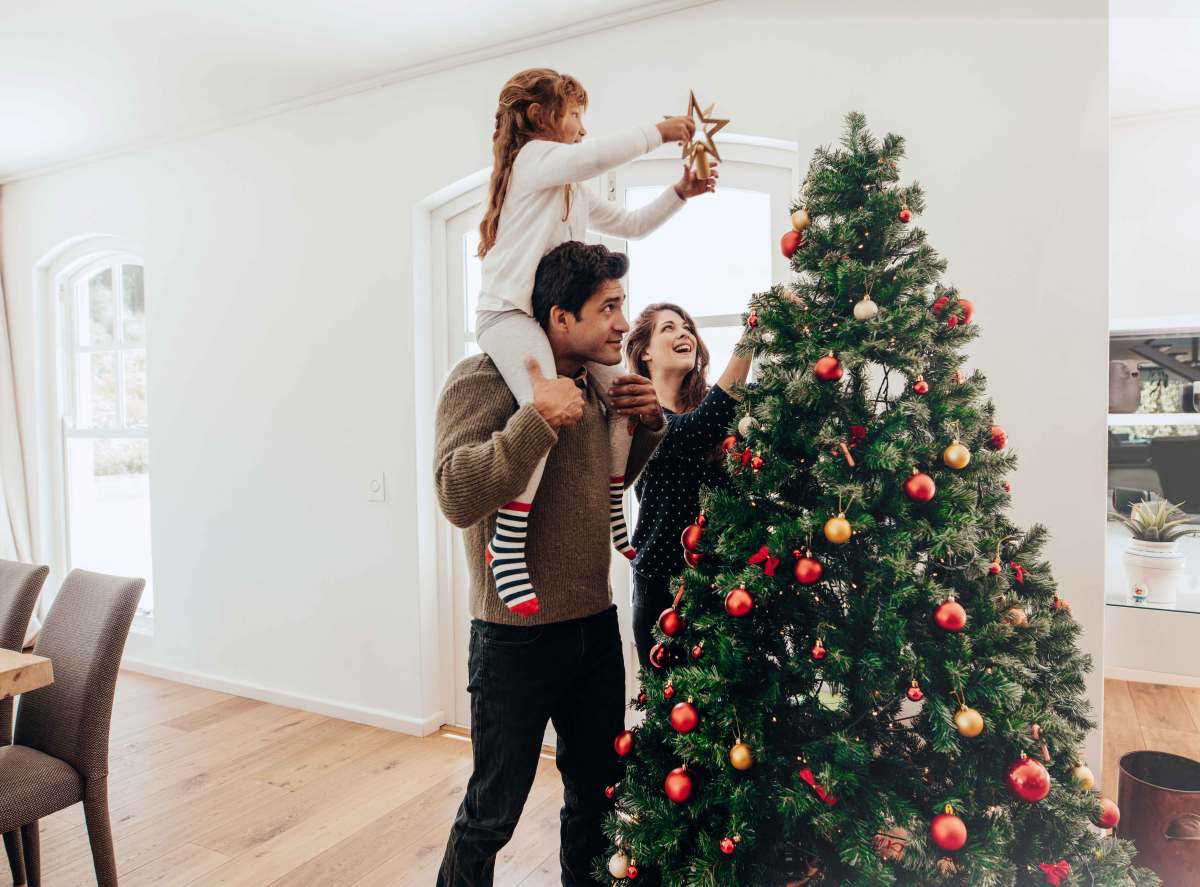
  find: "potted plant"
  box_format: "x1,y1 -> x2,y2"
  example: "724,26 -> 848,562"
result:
1109,496 -> 1199,604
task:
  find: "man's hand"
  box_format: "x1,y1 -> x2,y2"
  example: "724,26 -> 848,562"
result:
674,161 -> 718,200
609,373 -> 664,431
527,358 -> 584,430
656,116 -> 695,145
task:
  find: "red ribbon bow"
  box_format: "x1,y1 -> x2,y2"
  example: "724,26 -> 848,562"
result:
850,425 -> 868,446
1039,860 -> 1070,886
1010,562 -> 1025,584
748,545 -> 780,577
797,768 -> 838,806
740,447 -> 753,467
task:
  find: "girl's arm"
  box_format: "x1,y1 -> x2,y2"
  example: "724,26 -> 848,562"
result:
654,340 -> 753,460
584,184 -> 684,240
514,125 -> 663,192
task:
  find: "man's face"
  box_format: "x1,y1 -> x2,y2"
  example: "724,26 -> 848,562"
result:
559,279 -> 629,366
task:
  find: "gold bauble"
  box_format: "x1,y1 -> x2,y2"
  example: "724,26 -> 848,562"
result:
729,742 -> 754,771
1072,763 -> 1096,791
943,442 -> 971,470
824,514 -> 852,545
954,706 -> 985,738
791,209 -> 812,232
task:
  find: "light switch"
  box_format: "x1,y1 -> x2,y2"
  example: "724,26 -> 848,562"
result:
367,471 -> 386,502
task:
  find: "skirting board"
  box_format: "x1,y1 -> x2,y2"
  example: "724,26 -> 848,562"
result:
1105,665 -> 1200,689
121,656 -> 446,737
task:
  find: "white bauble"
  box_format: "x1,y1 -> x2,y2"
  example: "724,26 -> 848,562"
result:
853,297 -> 879,321
608,851 -> 630,879
738,415 -> 757,437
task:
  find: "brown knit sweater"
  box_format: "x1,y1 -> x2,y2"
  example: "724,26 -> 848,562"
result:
434,354 -> 664,625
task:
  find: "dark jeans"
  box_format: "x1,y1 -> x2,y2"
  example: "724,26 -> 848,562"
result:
437,606 -> 626,887
631,571 -> 673,671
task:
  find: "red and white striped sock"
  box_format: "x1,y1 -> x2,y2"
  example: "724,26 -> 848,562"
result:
487,502 -> 539,616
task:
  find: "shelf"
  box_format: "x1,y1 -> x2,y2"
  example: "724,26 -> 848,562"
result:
1108,413 -> 1200,426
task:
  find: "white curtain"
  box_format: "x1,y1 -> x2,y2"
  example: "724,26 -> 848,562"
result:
0,257 -> 41,645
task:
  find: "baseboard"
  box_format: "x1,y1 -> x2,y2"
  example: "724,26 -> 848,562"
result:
120,656 -> 447,737
1105,665 -> 1200,688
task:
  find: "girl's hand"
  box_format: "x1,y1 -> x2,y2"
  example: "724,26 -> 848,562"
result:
674,162 -> 718,200
657,116 -> 696,144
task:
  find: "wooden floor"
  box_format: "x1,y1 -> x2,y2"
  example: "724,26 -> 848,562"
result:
26,673 -> 1197,885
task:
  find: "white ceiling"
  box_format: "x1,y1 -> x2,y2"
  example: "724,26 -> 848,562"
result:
0,0 -> 699,182
1111,0 -> 1200,119
2,1 -> 1198,182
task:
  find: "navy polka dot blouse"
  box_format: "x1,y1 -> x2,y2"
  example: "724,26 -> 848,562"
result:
631,384 -> 737,581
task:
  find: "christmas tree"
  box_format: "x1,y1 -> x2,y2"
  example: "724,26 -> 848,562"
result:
600,114 -> 1157,887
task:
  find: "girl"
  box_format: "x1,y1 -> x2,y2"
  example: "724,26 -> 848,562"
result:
476,68 -> 716,616
623,303 -> 752,668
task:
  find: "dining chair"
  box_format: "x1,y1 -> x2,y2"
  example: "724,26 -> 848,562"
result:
0,568 -> 143,887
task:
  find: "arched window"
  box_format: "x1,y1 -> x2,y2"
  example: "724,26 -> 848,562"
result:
60,255 -> 153,615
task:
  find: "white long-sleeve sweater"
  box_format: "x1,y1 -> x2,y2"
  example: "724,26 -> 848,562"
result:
477,122 -> 686,316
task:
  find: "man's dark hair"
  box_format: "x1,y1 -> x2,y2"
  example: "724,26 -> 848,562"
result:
531,241 -> 629,329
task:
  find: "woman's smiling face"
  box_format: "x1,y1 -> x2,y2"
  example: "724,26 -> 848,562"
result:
643,309 -> 698,376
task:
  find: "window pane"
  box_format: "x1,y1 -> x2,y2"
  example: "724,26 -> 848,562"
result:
65,437 -> 154,614
81,268 -> 115,346
695,324 -> 745,387
76,351 -> 117,429
124,350 -> 147,428
122,264 -> 146,345
624,187 -> 771,318
464,230 -> 482,334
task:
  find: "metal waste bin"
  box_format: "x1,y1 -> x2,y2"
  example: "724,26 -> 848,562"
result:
1118,750 -> 1200,886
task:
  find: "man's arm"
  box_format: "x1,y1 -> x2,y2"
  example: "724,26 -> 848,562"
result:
433,366 -> 558,528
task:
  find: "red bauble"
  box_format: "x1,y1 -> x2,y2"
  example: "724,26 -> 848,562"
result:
780,230 -> 804,258
814,354 -> 843,381
793,552 -> 824,586
683,550 -> 704,568
722,434 -> 738,452
899,207 -> 913,223
664,767 -> 694,803
681,521 -> 705,552
989,425 -> 1008,450
747,310 -> 759,328
663,682 -> 675,700
811,640 -> 827,660
637,691 -> 647,705
1007,755 -> 1051,803
931,812 -> 968,851
750,455 -> 765,472
934,600 -> 968,632
604,785 -> 616,799
1004,481 -> 1012,493
658,608 -> 684,637
907,681 -> 925,702
989,560 -> 1002,575
725,584 -> 754,617
670,701 -> 699,734
614,730 -> 634,758
648,643 -> 667,670
626,864 -> 639,879
913,377 -> 930,395
959,299 -> 974,324
691,643 -> 703,660
904,471 -> 937,502
1095,797 -> 1120,829
720,837 -> 737,855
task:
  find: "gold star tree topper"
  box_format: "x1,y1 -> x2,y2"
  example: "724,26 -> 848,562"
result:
680,90 -> 728,178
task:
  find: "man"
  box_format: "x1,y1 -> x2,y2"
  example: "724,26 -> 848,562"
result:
435,241 -> 664,886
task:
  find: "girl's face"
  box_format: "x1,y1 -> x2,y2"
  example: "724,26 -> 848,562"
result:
555,102 -> 587,143
642,309 -> 698,377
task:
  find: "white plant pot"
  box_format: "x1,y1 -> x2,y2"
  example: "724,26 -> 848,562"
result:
1123,539 -> 1186,604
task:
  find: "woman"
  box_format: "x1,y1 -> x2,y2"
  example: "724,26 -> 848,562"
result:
624,303 -> 752,669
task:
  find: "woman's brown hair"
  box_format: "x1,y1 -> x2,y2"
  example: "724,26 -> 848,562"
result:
625,303 -> 711,413
477,68 -> 588,258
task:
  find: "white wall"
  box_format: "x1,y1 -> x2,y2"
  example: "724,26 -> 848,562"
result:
1110,111 -> 1200,324
1,0 -> 1109,761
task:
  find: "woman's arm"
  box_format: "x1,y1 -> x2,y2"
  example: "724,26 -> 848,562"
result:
653,339 -> 753,460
